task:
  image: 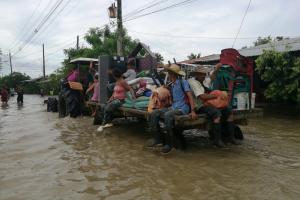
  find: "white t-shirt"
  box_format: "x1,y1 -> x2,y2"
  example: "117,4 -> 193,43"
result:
123,69 -> 136,82
188,78 -> 205,97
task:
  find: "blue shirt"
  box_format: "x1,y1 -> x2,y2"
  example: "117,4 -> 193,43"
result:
171,79 -> 191,114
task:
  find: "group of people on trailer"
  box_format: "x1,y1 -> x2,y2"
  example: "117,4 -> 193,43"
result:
94,61 -> 240,154
0,86 -> 24,106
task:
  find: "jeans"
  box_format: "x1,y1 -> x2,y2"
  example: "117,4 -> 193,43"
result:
149,108 -> 183,131
102,99 -> 123,124
197,106 -> 232,121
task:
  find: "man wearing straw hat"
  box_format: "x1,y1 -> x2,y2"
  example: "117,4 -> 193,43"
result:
148,64 -> 197,154
188,67 -> 240,147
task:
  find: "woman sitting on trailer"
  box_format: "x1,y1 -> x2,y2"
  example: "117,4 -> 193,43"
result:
97,68 -> 136,132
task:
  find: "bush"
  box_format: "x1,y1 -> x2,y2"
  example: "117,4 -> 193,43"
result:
256,50 -> 300,103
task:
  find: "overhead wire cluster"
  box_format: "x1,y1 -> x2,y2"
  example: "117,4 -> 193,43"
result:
11,0 -> 72,56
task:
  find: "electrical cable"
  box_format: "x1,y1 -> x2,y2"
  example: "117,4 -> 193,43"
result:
12,0 -> 66,56
9,0 -> 43,51
124,0 -> 198,22
123,0 -> 167,20
232,0 -> 252,48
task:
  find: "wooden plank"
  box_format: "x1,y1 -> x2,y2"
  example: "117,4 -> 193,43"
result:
90,102 -> 263,128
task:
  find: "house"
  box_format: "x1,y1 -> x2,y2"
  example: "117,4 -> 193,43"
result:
179,37 -> 300,102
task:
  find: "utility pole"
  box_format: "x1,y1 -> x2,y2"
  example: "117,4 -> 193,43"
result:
0,48 -> 2,72
76,35 -> 79,50
9,51 -> 13,75
76,36 -> 79,69
43,44 -> 45,78
117,0 -> 123,56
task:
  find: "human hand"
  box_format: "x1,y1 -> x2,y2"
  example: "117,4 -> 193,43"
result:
190,111 -> 197,120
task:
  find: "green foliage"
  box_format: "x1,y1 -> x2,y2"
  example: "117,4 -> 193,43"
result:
46,26 -> 140,95
155,53 -> 164,64
0,72 -> 40,94
253,36 -> 290,46
64,25 -> 139,59
187,53 -> 201,60
256,50 -> 300,103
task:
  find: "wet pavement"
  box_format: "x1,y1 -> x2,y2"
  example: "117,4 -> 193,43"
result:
1,95 -> 300,200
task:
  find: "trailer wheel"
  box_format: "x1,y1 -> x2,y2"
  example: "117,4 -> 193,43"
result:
58,93 -> 67,118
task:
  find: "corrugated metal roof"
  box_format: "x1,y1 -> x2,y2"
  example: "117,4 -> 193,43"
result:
180,37 -> 300,64
238,37 -> 300,57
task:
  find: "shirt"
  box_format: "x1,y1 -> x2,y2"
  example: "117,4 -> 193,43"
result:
67,70 -> 79,82
188,78 -> 205,109
171,79 -> 191,114
123,69 -> 136,82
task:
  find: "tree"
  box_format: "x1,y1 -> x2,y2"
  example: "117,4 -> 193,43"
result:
256,50 -> 300,103
253,36 -> 290,46
0,72 -> 40,94
45,26 -> 142,94
187,53 -> 201,60
155,53 -> 164,64
253,36 -> 272,46
64,25 -> 139,60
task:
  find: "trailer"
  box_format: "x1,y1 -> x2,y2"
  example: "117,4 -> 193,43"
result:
85,45 -> 263,149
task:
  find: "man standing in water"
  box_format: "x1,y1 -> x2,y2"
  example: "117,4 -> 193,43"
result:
17,86 -> 24,104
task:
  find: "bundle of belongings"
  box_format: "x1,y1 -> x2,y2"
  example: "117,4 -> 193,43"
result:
122,69 -> 168,110
122,78 -> 152,109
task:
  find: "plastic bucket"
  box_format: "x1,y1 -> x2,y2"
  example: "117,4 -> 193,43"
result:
233,92 -> 247,110
246,92 -> 256,109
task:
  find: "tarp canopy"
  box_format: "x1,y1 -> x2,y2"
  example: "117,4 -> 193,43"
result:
69,57 -> 98,65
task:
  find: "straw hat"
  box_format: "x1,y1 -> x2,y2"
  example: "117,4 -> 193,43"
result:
164,64 -> 186,76
190,67 -> 211,76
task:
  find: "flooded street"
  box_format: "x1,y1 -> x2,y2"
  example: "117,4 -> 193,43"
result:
1,95 -> 300,200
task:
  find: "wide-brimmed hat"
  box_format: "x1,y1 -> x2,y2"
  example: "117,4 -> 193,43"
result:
190,67 -> 212,76
164,64 -> 186,76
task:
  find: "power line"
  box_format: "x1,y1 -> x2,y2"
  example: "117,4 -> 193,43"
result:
10,0 -> 57,52
124,0 -> 198,22
232,0 -> 252,48
123,0 -> 167,20
9,0 -> 43,51
12,0 -> 66,56
27,0 -> 74,46
128,29 -> 262,40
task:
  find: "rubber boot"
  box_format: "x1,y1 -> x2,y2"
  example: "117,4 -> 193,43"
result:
146,127 -> 163,148
161,130 -> 175,154
227,122 -> 241,145
213,123 -> 225,148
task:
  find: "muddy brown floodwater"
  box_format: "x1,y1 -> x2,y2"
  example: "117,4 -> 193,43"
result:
1,95 -> 300,200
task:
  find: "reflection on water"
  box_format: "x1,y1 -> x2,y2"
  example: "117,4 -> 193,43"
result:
0,95 -> 300,199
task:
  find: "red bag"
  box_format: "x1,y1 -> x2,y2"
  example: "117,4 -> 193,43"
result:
203,90 -> 229,109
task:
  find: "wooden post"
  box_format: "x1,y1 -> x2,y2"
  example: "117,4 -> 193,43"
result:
76,35 -> 79,50
43,44 -> 45,78
9,51 -> 12,75
117,0 -> 123,56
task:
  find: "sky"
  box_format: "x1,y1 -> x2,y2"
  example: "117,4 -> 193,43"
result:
0,0 -> 299,78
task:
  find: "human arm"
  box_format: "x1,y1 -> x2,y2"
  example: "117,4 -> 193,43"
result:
199,93 -> 217,101
86,83 -> 95,94
121,80 -> 136,100
186,91 -> 197,120
210,63 -> 222,81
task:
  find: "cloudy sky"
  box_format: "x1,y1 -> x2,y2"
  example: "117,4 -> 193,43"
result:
0,0 -> 299,77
